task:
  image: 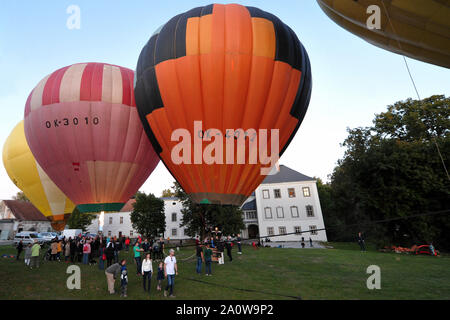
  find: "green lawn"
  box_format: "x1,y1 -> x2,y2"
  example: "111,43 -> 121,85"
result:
0,242 -> 448,300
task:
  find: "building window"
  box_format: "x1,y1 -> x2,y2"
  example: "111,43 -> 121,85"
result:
294,226 -> 301,234
109,217 -> 113,225
290,206 -> 299,218
288,188 -> 296,198
172,228 -> 177,236
274,189 -> 281,198
264,207 -> 272,219
262,189 -> 270,199
108,231 -> 111,236
276,207 -> 284,218
306,205 -> 314,217
309,225 -> 318,235
130,230 -> 133,237
303,187 -> 311,197
172,212 -> 177,222
120,217 -> 123,224
267,227 -> 274,236
279,226 -> 287,235
245,211 -> 257,220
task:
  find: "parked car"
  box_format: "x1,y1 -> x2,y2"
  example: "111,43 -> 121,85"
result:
13,232 -> 45,246
38,232 -> 57,242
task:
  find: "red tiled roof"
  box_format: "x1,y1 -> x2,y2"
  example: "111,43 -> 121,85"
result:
120,199 -> 136,212
3,200 -> 48,221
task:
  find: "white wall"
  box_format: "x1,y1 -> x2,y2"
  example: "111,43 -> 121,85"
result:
255,180 -> 327,242
86,198 -> 189,239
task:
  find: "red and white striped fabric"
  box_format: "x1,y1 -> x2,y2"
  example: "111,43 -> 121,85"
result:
25,63 -> 136,116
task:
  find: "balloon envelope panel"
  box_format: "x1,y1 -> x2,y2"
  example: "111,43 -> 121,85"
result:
24,63 -> 160,213
317,0 -> 450,68
134,4 -> 312,206
2,121 -> 75,227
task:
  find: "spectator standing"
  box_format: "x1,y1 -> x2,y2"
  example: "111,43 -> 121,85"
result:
125,237 -> 130,251
133,242 -> 144,275
141,253 -> 153,294
204,243 -> 213,276
164,249 -> 178,298
225,236 -> 233,262
64,239 -> 70,262
236,234 -> 242,255
83,241 -> 91,265
156,261 -> 164,291
120,263 -> 128,298
196,244 -> 204,274
16,240 -> 23,261
357,232 -> 366,252
24,243 -> 32,266
30,240 -> 40,269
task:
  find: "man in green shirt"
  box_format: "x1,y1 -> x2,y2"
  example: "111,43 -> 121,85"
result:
204,243 -> 213,276
30,240 -> 40,269
133,242 -> 144,275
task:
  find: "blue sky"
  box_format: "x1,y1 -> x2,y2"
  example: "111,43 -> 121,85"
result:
0,0 -> 449,199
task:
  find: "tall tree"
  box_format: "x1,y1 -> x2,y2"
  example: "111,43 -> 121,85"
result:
130,191 -> 166,239
328,95 -> 450,249
161,188 -> 175,198
172,182 -> 245,239
13,191 -> 29,202
66,208 -> 96,231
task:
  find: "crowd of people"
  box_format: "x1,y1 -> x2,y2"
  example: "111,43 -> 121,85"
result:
15,232 -> 248,298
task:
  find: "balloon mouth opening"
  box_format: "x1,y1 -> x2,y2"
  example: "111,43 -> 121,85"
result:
77,202 -> 125,213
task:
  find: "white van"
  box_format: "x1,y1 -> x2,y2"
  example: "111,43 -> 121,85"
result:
14,232 -> 45,246
62,229 -> 82,239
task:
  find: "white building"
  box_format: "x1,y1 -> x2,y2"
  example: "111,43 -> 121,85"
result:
241,165 -> 327,242
87,165 -> 327,243
0,200 -> 52,239
87,197 -> 188,240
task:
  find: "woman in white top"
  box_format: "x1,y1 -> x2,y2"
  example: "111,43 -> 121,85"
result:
141,253 -> 153,293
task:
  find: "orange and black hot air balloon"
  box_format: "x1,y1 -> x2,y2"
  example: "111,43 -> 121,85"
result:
134,4 -> 312,206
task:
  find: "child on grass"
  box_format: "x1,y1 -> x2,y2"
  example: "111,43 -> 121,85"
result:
120,263 -> 128,298
156,261 -> 164,291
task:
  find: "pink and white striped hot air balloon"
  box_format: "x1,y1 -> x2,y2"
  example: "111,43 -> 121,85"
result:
24,62 -> 159,213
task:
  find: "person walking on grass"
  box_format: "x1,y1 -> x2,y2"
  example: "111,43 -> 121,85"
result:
24,243 -> 32,266
196,243 -> 204,274
16,240 -> 23,261
309,237 -> 313,247
204,243 -> 213,276
105,259 -> 126,295
134,241 -> 144,275
125,237 -> 130,252
141,253 -> 153,294
30,240 -> 40,269
164,249 -> 178,298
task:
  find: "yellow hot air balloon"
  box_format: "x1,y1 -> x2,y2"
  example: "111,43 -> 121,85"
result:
317,0 -> 450,68
2,121 -> 75,231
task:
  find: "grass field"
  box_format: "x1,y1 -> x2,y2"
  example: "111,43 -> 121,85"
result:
0,242 -> 449,300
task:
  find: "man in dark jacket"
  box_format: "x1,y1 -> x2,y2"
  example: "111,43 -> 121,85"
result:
357,232 -> 366,251
225,236 -> 233,262
105,259 -> 126,294
16,240 -> 23,260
